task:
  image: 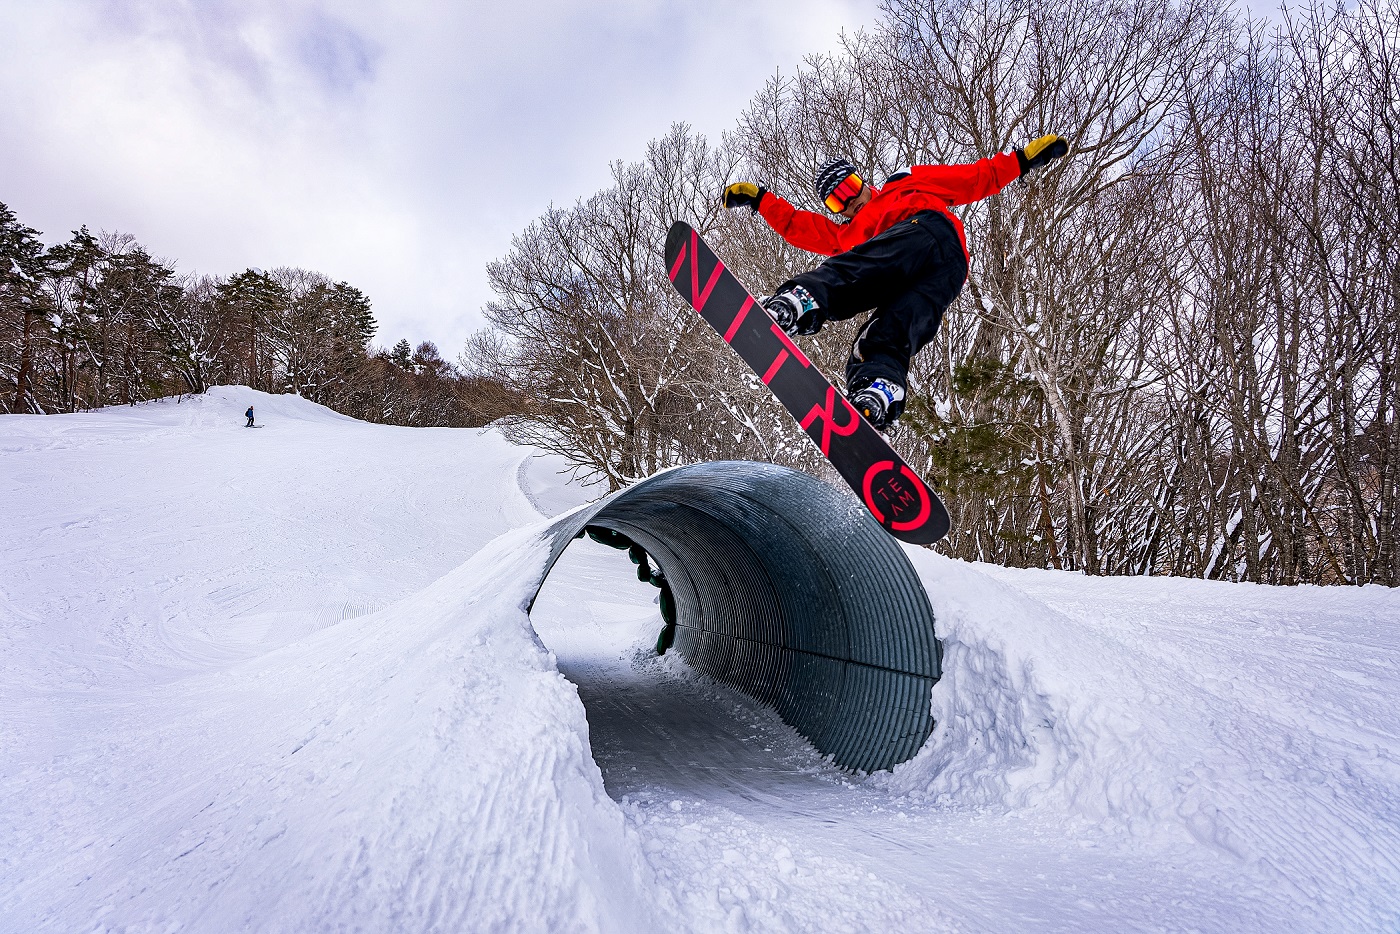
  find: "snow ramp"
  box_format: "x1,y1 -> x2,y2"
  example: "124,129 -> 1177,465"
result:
531,461 -> 941,773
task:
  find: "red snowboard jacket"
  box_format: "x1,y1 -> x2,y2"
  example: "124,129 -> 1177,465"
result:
757,151 -> 1022,260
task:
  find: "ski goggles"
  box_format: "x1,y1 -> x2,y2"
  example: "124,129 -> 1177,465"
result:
823,172 -> 865,213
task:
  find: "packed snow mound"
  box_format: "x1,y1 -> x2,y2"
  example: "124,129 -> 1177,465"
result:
206,384 -> 364,424
877,554 -> 1091,810
881,550 -> 1400,929
3,522 -> 661,931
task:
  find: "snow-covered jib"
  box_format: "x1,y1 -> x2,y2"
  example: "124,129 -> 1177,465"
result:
532,461 -> 941,773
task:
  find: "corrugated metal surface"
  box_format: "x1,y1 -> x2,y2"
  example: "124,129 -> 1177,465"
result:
530,461 -> 941,773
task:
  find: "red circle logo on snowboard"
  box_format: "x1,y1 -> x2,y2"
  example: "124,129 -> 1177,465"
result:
862,461 -> 932,532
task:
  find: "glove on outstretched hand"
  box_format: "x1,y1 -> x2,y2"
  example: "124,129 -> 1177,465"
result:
1017,134 -> 1069,175
722,182 -> 767,213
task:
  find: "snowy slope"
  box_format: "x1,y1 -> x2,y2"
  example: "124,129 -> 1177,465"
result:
2,388 -> 541,696
3,389 -> 1399,932
1,389 -> 648,931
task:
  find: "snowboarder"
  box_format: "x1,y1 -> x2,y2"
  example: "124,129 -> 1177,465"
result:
721,135 -> 1069,430
245,406 -> 255,428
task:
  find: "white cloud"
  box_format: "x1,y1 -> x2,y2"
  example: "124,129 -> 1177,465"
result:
0,0 -> 878,354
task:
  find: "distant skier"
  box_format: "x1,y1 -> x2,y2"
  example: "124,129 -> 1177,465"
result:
721,135 -> 1069,430
245,406 -> 255,428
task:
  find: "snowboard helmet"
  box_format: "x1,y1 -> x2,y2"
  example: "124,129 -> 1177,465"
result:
814,157 -> 865,214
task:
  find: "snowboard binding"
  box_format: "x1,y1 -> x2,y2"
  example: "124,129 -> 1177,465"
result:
762,285 -> 823,336
848,377 -> 906,431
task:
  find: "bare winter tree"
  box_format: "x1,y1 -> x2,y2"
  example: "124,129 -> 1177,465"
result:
154,274 -> 231,395
471,125 -> 816,489
467,0 -> 1391,584
728,0 -> 1237,571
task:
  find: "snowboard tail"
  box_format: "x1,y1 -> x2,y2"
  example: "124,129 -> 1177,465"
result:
665,221 -> 950,545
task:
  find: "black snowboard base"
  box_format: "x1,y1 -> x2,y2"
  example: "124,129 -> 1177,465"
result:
665,221 -> 949,545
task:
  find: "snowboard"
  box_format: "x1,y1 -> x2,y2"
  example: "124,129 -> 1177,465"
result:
665,221 -> 950,545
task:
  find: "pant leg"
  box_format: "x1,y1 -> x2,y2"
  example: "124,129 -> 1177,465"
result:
843,215 -> 968,391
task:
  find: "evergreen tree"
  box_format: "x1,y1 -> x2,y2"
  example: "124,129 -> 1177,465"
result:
216,269 -> 287,392
43,227 -> 106,411
0,202 -> 51,413
295,280 -> 376,405
86,237 -> 181,406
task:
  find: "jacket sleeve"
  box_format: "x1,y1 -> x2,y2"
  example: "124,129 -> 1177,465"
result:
757,193 -> 846,256
910,152 -> 1022,207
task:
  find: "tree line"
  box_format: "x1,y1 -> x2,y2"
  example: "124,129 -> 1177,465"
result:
0,207 -> 514,427
466,0 -> 1398,586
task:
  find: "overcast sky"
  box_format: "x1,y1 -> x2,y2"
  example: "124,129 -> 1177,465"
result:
1,0 -> 880,357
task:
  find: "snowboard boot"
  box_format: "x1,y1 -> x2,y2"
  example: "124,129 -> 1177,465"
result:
848,377 -> 906,431
762,284 -> 822,336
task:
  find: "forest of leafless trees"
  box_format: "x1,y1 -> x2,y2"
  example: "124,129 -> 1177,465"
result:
468,0 -> 1397,586
2,0 -> 1391,585
0,211 -> 513,427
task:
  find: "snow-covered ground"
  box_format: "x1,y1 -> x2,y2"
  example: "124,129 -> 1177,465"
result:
3,389 -> 1398,932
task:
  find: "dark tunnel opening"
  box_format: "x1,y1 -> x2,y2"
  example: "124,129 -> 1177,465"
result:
528,461 -> 942,773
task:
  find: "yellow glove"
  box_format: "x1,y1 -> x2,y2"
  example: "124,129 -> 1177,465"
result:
722,182 -> 767,213
1017,134 -> 1069,175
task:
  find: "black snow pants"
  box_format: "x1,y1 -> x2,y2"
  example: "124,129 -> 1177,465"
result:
786,210 -> 967,396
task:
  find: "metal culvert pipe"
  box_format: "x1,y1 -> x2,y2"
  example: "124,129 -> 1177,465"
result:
530,461 -> 941,773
